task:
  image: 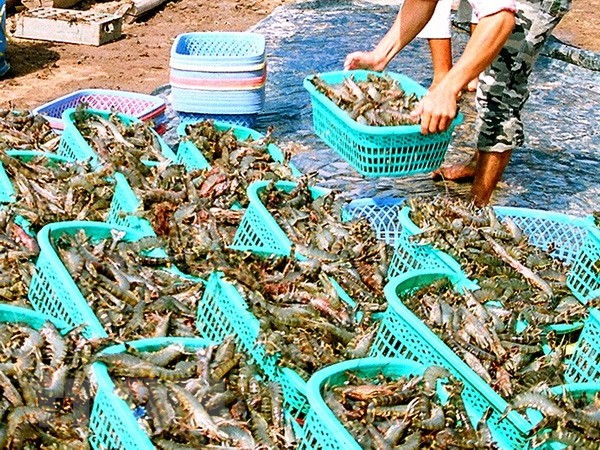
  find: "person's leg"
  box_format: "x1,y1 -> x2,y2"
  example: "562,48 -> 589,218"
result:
470,0 -> 572,205
417,0 -> 453,89
470,150 -> 512,206
427,38 -> 453,89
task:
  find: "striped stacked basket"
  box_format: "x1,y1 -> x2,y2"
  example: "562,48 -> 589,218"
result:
170,31 -> 267,128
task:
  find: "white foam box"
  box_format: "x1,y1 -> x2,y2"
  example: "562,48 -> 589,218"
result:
14,7 -> 122,46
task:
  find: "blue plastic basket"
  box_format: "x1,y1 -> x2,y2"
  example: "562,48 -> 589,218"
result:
230,180 -> 331,257
176,120 -> 301,176
171,85 -> 265,115
299,357 -> 426,450
89,337 -> 215,450
196,272 -> 309,434
27,221 -> 155,339
170,32 -> 266,71
393,205 -> 600,304
32,89 -> 166,131
57,108 -> 177,167
368,269 -> 533,450
342,196 -> 405,244
303,70 -> 463,178
0,158 -> 15,203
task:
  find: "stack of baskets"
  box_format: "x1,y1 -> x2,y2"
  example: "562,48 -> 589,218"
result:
170,31 -> 266,128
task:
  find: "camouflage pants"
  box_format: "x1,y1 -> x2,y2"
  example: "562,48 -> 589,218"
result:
475,0 -> 572,152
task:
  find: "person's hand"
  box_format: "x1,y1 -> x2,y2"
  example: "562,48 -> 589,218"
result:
410,85 -> 458,134
344,51 -> 386,71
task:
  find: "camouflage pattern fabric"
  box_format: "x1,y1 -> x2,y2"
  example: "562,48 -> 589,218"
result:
475,0 -> 572,152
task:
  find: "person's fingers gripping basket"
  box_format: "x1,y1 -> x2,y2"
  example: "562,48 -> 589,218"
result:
368,269 -> 534,450
27,221 -> 163,339
32,89 -> 167,132
298,357 -> 426,450
176,120 -> 301,176
196,272 -> 309,436
303,70 -> 463,178
89,337 -> 215,450
57,108 -> 177,167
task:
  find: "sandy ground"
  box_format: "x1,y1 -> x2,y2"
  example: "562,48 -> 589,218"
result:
0,0 -> 598,110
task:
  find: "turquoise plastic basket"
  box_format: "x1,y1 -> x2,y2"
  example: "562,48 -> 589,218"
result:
57,108 -> 177,167
27,221 -> 155,339
0,158 -> 15,203
564,308 -> 600,384
89,337 -> 215,450
299,357 -> 426,450
368,270 -> 533,450
230,180 -> 331,257
196,272 -> 309,431
106,172 -> 156,237
303,70 -> 463,178
394,205 -> 600,304
176,120 -> 302,176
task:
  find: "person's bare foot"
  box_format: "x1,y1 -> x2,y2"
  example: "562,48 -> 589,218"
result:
432,153 -> 478,182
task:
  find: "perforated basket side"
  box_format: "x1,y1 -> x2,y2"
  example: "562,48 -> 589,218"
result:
564,308 -> 600,384
567,230 -> 600,304
303,70 -> 462,178
28,221 -> 151,339
494,207 -> 600,304
230,180 -> 330,256
387,206 -> 463,279
299,358 -> 425,450
343,197 -> 404,244
28,224 -> 108,339
90,337 -> 214,450
170,32 -> 266,68
177,112 -> 258,129
368,271 -> 532,450
0,160 -> 16,203
107,172 -> 156,237
196,273 -> 310,431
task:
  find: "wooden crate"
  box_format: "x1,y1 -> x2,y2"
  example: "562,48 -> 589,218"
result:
14,8 -> 122,46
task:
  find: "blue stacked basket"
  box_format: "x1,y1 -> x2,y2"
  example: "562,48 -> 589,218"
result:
170,32 -> 266,128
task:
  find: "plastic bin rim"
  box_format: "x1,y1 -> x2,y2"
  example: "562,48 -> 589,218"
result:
171,31 -> 266,58
0,303 -> 69,332
305,357 -> 426,450
303,69 -> 464,134
32,88 -> 165,115
548,381 -> 600,396
5,149 -> 73,163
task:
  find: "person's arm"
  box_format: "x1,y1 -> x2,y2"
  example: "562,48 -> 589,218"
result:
344,0 -> 438,71
412,10 -> 515,134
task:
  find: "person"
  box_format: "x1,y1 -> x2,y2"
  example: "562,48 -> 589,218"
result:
417,0 -> 479,91
345,0 -> 571,206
